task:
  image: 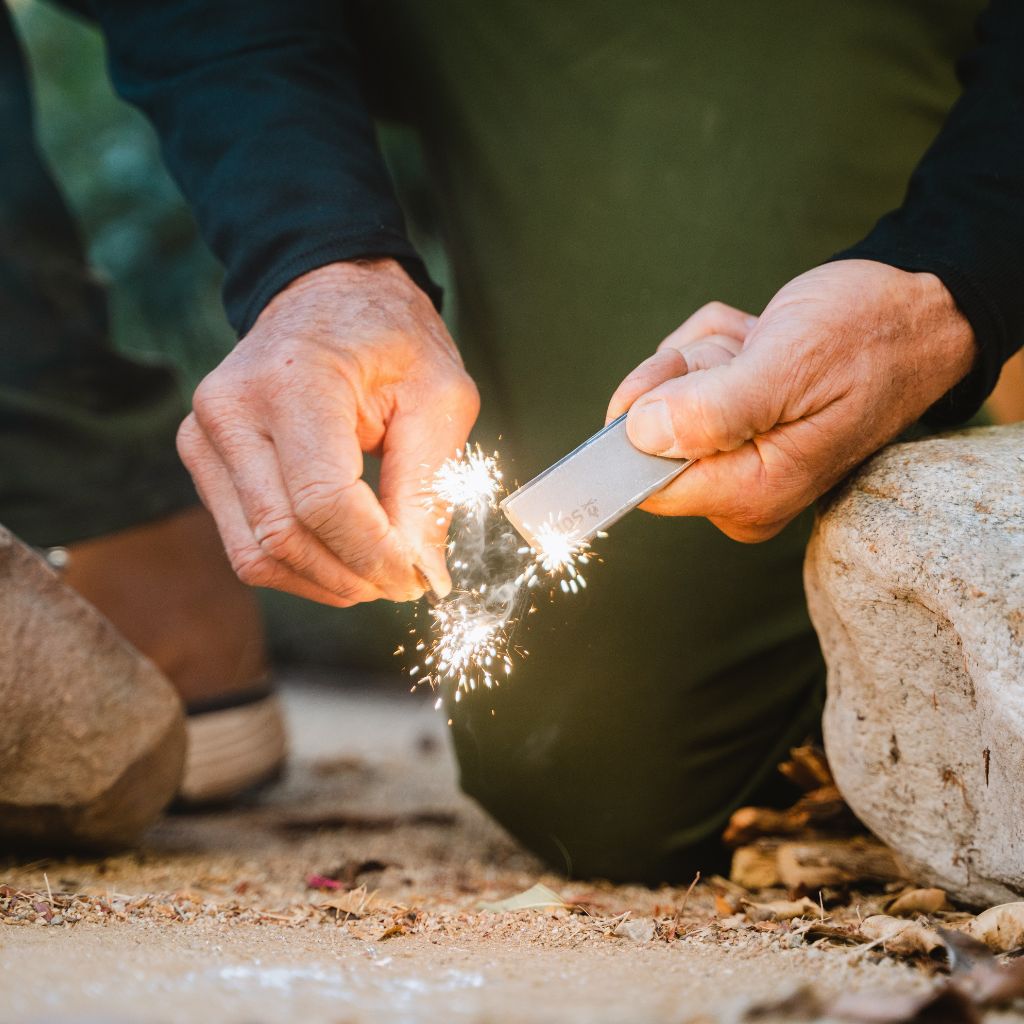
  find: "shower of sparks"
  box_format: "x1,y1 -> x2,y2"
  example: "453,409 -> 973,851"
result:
425,597 -> 514,702
406,449 -> 601,708
515,522 -> 591,596
430,445 -> 502,514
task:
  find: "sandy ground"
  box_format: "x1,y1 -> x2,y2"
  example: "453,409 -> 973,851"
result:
0,677 -> 994,1023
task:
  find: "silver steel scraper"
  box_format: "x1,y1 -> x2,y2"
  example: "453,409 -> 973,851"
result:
499,413 -> 695,551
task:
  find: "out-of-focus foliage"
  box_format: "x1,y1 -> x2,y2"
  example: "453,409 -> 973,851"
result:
10,0 -> 234,392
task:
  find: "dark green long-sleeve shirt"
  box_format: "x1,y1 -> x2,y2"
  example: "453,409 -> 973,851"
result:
81,0 -> 1024,423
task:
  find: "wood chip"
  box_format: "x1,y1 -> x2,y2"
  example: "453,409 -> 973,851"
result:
730,844 -> 781,890
776,837 -> 905,889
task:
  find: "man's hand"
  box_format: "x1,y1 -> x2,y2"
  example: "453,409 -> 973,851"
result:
607,260 -> 976,542
178,259 -> 479,606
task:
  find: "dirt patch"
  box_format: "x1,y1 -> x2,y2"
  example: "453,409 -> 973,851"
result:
0,677 -> 995,1023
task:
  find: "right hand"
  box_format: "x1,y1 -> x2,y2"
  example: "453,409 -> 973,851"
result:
177,259 -> 479,607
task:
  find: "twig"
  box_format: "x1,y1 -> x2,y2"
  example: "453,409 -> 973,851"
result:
43,873 -> 53,907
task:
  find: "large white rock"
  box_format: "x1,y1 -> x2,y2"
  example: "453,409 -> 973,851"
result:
805,424 -> 1024,905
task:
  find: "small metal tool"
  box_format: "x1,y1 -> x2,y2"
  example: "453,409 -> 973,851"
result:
499,413 -> 694,550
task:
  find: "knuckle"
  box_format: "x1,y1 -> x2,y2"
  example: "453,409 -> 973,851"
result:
439,369 -> 480,416
228,546 -> 274,587
251,511 -> 308,567
692,387 -> 737,451
698,300 -> 732,322
192,378 -> 240,438
175,415 -> 202,462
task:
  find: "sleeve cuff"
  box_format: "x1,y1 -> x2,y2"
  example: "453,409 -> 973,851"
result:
231,229 -> 443,337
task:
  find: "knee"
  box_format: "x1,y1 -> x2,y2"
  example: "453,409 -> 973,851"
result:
452,723 -> 728,883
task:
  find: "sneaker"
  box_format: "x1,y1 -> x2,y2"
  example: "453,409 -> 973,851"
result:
58,506 -> 287,806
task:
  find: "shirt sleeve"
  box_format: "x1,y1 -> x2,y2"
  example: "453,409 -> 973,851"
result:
832,0 -> 1024,425
87,0 -> 440,336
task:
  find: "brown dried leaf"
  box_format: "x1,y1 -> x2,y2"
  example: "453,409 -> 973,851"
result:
724,786 -> 858,847
860,915 -> 946,958
802,921 -> 869,945
714,892 -> 737,916
939,927 -> 1024,1006
742,896 -> 819,923
964,902 -> 1024,952
321,885 -> 377,919
778,745 -> 834,790
887,888 -> 952,917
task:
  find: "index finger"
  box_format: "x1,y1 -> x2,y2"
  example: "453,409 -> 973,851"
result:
607,348 -> 687,423
269,386 -> 423,602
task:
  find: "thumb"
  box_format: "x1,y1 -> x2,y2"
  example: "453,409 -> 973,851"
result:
625,349 -> 782,460
378,383 -> 479,598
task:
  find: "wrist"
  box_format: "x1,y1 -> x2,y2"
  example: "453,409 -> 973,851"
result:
909,268 -> 977,388
274,257 -> 411,303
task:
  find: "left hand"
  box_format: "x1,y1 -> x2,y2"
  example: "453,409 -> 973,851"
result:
606,259 -> 977,542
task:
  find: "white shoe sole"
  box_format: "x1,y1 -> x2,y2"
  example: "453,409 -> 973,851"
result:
179,693 -> 287,805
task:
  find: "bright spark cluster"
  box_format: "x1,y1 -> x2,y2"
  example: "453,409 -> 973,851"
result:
421,597 -> 514,707
406,447 -> 600,711
430,444 -> 502,515
515,523 -> 591,596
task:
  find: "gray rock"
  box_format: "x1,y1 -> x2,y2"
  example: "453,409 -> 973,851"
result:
805,424 -> 1024,905
0,525 -> 185,848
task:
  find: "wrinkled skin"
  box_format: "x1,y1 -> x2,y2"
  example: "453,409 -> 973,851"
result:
608,259 -> 976,542
181,257 -> 975,605
178,258 -> 479,606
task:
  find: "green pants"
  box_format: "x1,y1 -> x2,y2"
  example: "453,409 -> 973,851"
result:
1,1 -> 982,880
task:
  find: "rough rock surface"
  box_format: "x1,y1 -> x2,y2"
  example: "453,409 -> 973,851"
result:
0,525 -> 185,847
805,424 -> 1024,906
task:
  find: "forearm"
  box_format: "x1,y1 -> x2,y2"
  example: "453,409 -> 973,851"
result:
833,0 -> 1024,424
88,0 -> 439,334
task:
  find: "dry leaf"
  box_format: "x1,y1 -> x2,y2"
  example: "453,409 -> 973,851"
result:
612,916 -> 655,943
886,888 -> 952,917
378,924 -> 405,940
714,892 -> 737,916
731,845 -> 781,890
778,745 -> 834,791
965,902 -> 1024,952
860,915 -> 946,957
743,896 -> 819,923
321,885 -> 376,919
802,921 -> 869,945
478,883 -> 567,913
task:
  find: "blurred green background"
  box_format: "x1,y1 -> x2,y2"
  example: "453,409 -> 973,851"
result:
9,0 -> 450,671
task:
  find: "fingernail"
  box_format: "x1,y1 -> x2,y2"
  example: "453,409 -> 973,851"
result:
630,400 -> 676,454
745,315 -> 758,330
